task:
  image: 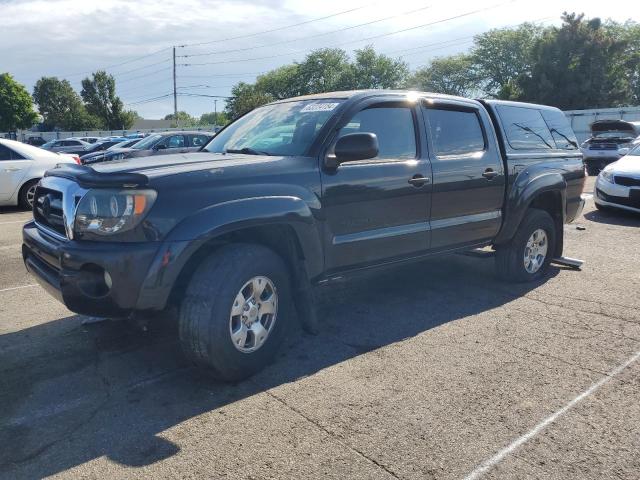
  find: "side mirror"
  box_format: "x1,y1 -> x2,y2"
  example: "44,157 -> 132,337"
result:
325,132 -> 379,169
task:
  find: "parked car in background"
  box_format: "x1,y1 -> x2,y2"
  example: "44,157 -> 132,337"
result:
87,131 -> 213,164
77,136 -> 101,144
41,138 -> 91,156
81,138 -> 141,164
595,143 -> 640,214
25,136 -> 46,147
0,139 -> 78,208
78,138 -> 128,161
581,120 -> 640,175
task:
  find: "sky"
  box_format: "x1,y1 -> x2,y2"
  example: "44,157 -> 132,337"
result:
2,0 -> 640,120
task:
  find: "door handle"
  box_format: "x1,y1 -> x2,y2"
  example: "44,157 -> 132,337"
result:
3,167 -> 21,172
408,175 -> 430,187
482,169 -> 498,180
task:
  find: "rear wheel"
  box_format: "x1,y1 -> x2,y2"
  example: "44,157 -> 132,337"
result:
18,179 -> 39,209
495,208 -> 556,282
179,243 -> 292,381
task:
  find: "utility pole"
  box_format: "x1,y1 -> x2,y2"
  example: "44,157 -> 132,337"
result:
214,99 -> 218,128
172,46 -> 178,128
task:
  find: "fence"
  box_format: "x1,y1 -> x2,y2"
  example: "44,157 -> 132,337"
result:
564,107 -> 640,143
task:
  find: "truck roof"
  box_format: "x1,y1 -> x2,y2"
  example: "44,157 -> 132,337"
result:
271,89 -> 479,105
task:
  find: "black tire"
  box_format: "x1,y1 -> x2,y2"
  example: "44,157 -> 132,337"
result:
179,243 -> 292,381
586,165 -> 599,176
495,208 -> 556,283
18,179 -> 39,210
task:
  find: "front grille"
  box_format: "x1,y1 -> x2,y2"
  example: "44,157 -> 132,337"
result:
33,187 -> 66,238
589,143 -> 618,151
614,176 -> 640,187
596,188 -> 640,209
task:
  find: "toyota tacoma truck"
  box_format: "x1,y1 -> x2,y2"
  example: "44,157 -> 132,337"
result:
22,90 -> 586,380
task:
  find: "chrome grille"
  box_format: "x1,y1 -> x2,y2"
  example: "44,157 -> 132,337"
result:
33,187 -> 66,237
589,143 -> 618,151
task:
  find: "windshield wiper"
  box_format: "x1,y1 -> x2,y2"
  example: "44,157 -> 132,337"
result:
224,147 -> 271,156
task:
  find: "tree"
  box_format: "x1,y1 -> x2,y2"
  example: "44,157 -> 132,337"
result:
225,82 -> 273,120
33,76 -> 101,130
0,73 -> 38,132
81,70 -> 136,129
350,46 -> 409,89
199,111 -> 229,126
164,110 -> 196,127
408,54 -> 480,97
517,13 -> 631,109
295,48 -> 353,95
255,65 -> 302,100
471,23 -> 544,99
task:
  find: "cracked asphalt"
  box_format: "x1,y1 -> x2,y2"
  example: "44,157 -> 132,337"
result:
1,176 -> 639,479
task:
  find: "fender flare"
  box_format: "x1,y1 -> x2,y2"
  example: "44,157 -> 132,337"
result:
135,196 -> 323,310
494,169 -> 567,246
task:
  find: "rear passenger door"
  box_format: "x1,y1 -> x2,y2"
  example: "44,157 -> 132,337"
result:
0,144 -> 30,201
422,100 -> 505,250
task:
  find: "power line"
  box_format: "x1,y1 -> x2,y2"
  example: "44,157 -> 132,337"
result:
124,93 -> 174,106
178,4 -> 373,48
180,1 -> 516,68
178,5 -> 433,58
116,66 -> 173,84
55,46 -> 173,78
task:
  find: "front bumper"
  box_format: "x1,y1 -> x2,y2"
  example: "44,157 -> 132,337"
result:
594,177 -> 640,214
22,221 -> 162,317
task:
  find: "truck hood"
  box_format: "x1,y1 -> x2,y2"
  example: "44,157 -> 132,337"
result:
45,151 -> 283,188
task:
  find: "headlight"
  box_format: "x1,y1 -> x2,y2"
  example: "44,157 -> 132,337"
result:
74,189 -> 156,237
600,169 -> 614,183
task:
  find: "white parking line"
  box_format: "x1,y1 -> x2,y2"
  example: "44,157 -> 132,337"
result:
463,349 -> 640,480
0,284 -> 37,293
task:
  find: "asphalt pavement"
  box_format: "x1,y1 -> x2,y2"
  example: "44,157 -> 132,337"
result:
1,176 -> 639,479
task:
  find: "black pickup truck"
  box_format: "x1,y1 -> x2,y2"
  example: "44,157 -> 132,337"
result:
23,90 -> 585,380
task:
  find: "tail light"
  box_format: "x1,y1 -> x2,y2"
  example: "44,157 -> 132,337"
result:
72,155 -> 81,164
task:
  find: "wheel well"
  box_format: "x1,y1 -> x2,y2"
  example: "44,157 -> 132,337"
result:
529,190 -> 564,257
167,224 -> 306,308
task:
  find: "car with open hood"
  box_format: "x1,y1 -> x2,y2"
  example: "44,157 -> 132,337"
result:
595,143 -> 640,214
581,120 -> 640,175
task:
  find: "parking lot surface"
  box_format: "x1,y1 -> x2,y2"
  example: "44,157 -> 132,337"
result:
1,176 -> 639,479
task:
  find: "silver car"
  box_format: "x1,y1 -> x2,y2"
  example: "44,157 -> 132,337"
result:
41,138 -> 91,155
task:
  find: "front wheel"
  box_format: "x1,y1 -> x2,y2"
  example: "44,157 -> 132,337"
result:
495,208 -> 556,282
179,243 -> 292,381
18,179 -> 39,209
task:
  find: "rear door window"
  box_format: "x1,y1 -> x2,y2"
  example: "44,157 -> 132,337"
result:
190,134 -> 209,147
497,105 -> 555,150
338,105 -> 416,160
425,108 -> 485,157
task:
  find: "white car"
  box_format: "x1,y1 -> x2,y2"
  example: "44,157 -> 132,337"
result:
595,144 -> 640,214
0,139 -> 79,209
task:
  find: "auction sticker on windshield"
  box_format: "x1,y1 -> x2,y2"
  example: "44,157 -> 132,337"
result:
301,102 -> 340,113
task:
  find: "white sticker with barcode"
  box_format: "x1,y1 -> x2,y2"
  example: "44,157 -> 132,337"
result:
300,102 -> 340,113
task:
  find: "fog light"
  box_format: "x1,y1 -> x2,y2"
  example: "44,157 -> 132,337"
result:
104,270 -> 113,290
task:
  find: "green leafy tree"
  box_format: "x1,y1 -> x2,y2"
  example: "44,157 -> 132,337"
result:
0,73 -> 38,131
295,48 -> 353,94
163,110 -> 197,127
471,23 -> 544,99
255,65 -> 302,100
518,13 -> 631,109
407,54 -> 480,97
199,111 -> 229,126
81,70 -> 136,129
225,82 -> 273,120
33,76 -> 101,130
350,46 -> 409,89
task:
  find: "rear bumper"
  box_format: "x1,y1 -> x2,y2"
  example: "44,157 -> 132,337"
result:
22,222 -> 162,317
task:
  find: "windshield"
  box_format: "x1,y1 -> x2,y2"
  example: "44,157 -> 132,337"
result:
629,144 -> 640,156
204,99 -> 343,156
132,134 -> 162,150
